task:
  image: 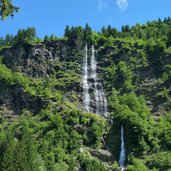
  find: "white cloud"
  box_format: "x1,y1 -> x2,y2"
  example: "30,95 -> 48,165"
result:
98,0 -> 108,11
115,0 -> 128,12
97,0 -> 128,12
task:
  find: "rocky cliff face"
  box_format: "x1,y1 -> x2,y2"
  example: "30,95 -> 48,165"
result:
0,41 -> 85,119
1,41 -> 85,77
1,43 -> 58,78
0,82 -> 42,119
1,38 -> 171,170
1,40 -> 170,120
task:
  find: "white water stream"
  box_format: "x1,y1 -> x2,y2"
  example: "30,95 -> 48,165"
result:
82,44 -> 126,170
119,125 -> 126,171
83,44 -> 108,116
83,43 -> 90,112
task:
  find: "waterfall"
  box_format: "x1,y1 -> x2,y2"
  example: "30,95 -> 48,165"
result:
90,45 -> 99,114
119,126 -> 126,171
83,43 -> 90,112
82,44 -> 108,116
90,45 -> 108,116
83,44 -> 126,168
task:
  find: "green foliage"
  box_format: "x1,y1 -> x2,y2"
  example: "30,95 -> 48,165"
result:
108,90 -> 154,158
145,152 -> 171,170
79,155 -> 107,171
1,17 -> 171,171
127,157 -> 151,171
0,27 -> 41,46
63,24 -> 94,46
84,23 -> 94,45
0,0 -> 19,20
0,63 -> 31,90
0,106 -> 107,170
15,27 -> 37,44
0,63 -> 13,84
1,126 -> 39,171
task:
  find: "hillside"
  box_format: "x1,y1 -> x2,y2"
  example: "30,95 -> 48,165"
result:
0,18 -> 171,171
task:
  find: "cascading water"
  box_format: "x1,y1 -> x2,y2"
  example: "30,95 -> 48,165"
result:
90,45 -> 99,114
82,44 -> 126,169
82,44 -> 108,116
119,125 -> 126,171
102,89 -> 108,117
83,43 -> 90,112
90,45 -> 108,116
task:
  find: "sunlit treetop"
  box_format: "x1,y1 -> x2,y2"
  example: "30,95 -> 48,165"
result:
0,0 -> 19,20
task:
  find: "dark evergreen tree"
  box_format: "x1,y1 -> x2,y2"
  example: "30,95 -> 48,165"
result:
50,34 -> 57,41
44,35 -> 50,42
84,23 -> 93,45
5,34 -> 14,45
15,27 -> 36,43
64,25 -> 71,38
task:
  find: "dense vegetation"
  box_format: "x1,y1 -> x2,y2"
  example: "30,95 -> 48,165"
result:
0,17 -> 171,170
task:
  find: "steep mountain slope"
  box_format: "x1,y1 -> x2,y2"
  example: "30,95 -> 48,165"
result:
0,18 -> 171,170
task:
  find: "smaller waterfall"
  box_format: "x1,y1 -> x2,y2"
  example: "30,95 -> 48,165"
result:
119,126 -> 126,171
83,43 -> 90,112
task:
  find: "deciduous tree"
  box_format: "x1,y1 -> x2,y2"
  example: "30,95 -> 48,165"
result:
0,0 -> 19,20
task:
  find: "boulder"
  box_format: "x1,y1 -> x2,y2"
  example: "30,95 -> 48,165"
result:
89,149 -> 114,162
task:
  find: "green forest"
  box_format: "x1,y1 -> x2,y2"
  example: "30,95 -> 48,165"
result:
0,15 -> 171,171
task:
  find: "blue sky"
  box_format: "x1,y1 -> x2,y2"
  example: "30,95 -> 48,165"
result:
0,0 -> 171,38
